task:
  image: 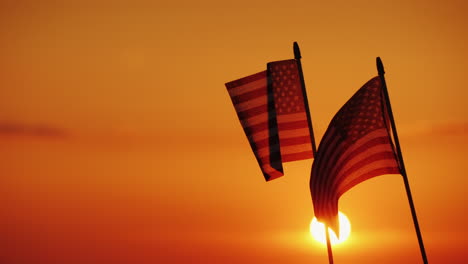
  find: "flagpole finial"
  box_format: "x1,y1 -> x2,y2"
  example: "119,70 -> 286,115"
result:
293,42 -> 301,59
376,57 -> 385,75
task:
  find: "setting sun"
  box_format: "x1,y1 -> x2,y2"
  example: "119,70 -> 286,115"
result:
310,211 -> 351,245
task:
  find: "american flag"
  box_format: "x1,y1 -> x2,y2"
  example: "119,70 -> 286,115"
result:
226,59 -> 313,181
310,76 -> 401,234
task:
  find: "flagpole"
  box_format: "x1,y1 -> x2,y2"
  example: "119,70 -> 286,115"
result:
325,225 -> 334,264
294,42 -> 334,264
376,57 -> 428,264
293,42 -> 317,154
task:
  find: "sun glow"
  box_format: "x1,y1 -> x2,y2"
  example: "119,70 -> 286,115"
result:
310,211 -> 351,245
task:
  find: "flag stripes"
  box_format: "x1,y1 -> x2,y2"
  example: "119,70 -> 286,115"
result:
310,76 -> 401,234
269,60 -> 313,162
230,89 -> 266,105
226,59 -> 313,181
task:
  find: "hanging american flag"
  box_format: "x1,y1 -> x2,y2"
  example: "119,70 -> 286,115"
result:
310,76 -> 401,234
226,59 -> 313,181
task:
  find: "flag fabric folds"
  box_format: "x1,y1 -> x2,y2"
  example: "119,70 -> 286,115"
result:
310,76 -> 401,234
226,59 -> 313,181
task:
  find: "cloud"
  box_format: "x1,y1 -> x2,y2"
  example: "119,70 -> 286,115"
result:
430,122 -> 468,136
400,121 -> 468,138
0,122 -> 67,138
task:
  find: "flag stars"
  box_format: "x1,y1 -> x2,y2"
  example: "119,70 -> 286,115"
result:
332,81 -> 387,141
270,60 -> 305,114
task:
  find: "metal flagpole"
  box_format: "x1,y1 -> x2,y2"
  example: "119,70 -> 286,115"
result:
376,57 -> 428,264
325,225 -> 334,264
294,42 -> 334,264
294,42 -> 317,154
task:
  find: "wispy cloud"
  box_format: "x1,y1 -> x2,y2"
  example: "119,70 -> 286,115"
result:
401,121 -> 468,138
430,122 -> 468,136
0,122 -> 67,138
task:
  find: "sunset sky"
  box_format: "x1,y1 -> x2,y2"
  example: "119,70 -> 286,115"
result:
1,0 -> 467,263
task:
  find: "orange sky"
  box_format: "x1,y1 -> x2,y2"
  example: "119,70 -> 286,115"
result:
1,0 -> 467,263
